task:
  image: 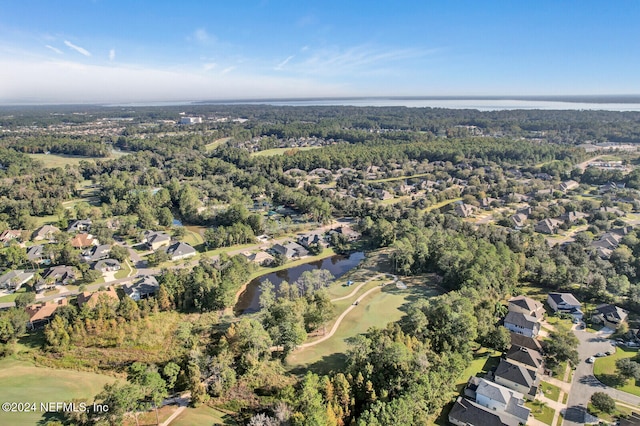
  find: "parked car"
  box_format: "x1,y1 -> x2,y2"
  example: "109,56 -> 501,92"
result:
605,350 -> 613,356
586,357 -> 595,364
595,352 -> 606,357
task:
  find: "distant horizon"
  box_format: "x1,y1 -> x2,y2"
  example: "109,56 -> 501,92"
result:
3,94 -> 640,108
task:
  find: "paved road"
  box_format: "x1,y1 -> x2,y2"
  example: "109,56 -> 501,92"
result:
563,327 -> 640,426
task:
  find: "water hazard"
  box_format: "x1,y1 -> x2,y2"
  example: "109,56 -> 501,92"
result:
234,252 -> 365,314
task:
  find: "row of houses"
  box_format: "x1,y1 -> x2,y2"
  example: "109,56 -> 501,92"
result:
25,275 -> 160,328
450,295 -> 547,426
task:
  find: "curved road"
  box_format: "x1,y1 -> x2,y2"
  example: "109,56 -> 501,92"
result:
296,274 -> 397,349
330,273 -> 396,302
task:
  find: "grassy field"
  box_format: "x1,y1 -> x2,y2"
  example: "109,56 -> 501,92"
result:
171,405 -> 236,426
287,282 -> 441,374
251,146 -> 321,157
423,197 -> 463,213
204,137 -> 232,151
28,153 -> 109,168
114,260 -> 135,279
594,346 -> 640,396
0,358 -> 116,425
540,381 -> 562,402
526,400 -> 555,425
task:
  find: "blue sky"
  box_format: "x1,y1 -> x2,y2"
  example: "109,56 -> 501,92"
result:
1,1 -> 639,103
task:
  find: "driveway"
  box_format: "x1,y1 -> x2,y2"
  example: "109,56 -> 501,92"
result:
563,327 -> 640,426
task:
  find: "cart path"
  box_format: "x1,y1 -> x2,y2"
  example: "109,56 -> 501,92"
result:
296,274 -> 398,350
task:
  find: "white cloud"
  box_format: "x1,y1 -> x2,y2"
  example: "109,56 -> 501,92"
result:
0,59 -> 348,104
45,45 -> 63,55
203,62 -> 217,71
220,66 -> 236,75
109,49 -> 115,61
64,40 -> 91,57
275,55 -> 294,70
191,28 -> 215,44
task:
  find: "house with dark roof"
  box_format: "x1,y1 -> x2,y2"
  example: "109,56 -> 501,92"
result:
510,332 -> 543,353
494,359 -> 538,400
455,203 -> 477,218
83,244 -> 111,262
448,396 -> 520,426
124,275 -> 159,301
591,304 -> 628,330
36,265 -> 77,292
165,242 -> 196,261
142,231 -> 172,251
547,292 -> 583,319
241,251 -> 275,266
67,219 -> 92,233
0,269 -> 35,291
506,345 -> 544,373
534,218 -> 561,234
298,232 -> 328,249
510,213 -> 528,229
32,225 -> 60,241
561,211 -> 589,224
504,311 -> 540,337
26,244 -> 47,264
508,295 -> 544,319
94,258 -> 121,272
271,242 -> 309,259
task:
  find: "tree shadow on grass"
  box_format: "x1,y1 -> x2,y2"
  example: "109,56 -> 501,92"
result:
288,353 -> 348,377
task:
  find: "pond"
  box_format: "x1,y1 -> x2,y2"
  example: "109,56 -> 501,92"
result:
234,251 -> 365,315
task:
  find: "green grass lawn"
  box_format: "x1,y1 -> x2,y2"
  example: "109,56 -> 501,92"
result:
594,346 -> 640,396
287,283 -> 441,374
251,146 -> 321,157
0,358 -> 116,425
0,287 -> 28,303
114,260 -> 134,279
587,401 -> 634,423
171,405 -> 236,426
455,348 -> 502,392
526,400 -> 555,425
204,137 -> 232,151
550,360 -> 570,381
422,197 -> 463,213
540,381 -> 562,402
27,153 -> 108,168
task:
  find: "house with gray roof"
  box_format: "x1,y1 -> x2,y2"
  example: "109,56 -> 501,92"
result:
494,359 -> 538,400
547,292 -> 583,319
474,378 -> 530,424
448,396 -> 520,426
591,304 -> 628,330
0,269 -> 35,291
165,242 -> 196,260
508,295 -> 544,319
32,225 -> 60,241
534,218 -> 561,234
94,258 -> 121,272
36,265 -> 77,292
27,245 -> 48,264
124,275 -> 159,301
67,219 -> 92,233
271,242 -> 309,259
142,231 -> 172,251
504,311 -> 540,338
510,332 -> 543,353
506,345 -> 544,373
84,244 -> 111,262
